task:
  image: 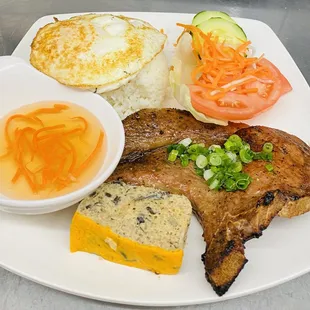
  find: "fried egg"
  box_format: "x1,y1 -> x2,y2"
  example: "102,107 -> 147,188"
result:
30,14 -> 167,92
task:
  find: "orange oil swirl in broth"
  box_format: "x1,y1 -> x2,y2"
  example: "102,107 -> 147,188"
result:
0,101 -> 106,200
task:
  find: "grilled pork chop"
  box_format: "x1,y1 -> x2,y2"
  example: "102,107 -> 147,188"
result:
108,109 -> 310,296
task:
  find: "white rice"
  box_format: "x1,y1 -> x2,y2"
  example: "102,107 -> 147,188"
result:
100,51 -> 169,119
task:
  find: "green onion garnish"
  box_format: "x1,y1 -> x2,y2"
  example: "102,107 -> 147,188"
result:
242,143 -> 251,150
175,144 -> 186,155
209,153 -> 222,166
224,134 -> 244,152
260,152 -> 273,161
226,151 -> 237,162
253,152 -> 262,160
195,167 -> 204,177
209,179 -> 220,190
224,139 -> 235,151
196,155 -> 208,169
239,148 -> 253,164
228,134 -> 242,144
224,178 -> 236,191
203,169 -> 214,181
168,149 -> 178,162
180,154 -> 189,167
190,154 -> 198,161
209,144 -> 221,151
167,144 -> 177,153
231,161 -> 243,173
187,144 -> 201,154
179,138 -> 192,147
236,178 -> 251,190
263,142 -> 273,153
166,135 -> 274,192
265,163 -> 274,172
210,166 -> 218,173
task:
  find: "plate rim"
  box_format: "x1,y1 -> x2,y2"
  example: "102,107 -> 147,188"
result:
4,11 -> 310,307
1,259 -> 309,307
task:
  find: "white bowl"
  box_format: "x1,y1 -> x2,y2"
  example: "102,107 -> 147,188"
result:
0,56 -> 125,215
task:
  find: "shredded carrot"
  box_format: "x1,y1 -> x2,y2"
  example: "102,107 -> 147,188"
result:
73,131 -> 104,177
66,140 -> 77,173
33,124 -> 66,149
176,24 -> 275,99
27,104 -> 69,116
212,68 -> 225,88
4,114 -> 42,148
0,104 -> 104,194
71,116 -> 88,133
175,29 -> 186,46
11,168 -> 22,183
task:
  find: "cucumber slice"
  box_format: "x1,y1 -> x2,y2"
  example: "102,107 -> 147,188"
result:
192,11 -> 235,26
197,17 -> 247,44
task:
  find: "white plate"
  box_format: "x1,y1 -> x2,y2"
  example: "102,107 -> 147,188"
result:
1,12 -> 310,306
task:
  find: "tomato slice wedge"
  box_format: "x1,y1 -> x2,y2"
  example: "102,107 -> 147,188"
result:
260,58 -> 292,94
190,58 -> 292,121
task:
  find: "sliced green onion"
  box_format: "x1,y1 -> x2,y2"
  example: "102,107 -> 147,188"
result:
167,144 -> 178,153
242,143 -> 251,150
167,134 -> 273,193
224,170 -> 233,178
239,148 -> 253,164
215,147 -> 225,155
252,152 -> 262,160
179,138 -> 192,147
211,166 -> 218,173
220,154 -> 231,166
195,167 -> 204,177
209,179 -> 220,190
234,173 -> 251,181
225,137 -> 243,151
260,152 -> 273,161
187,144 -> 201,154
224,139 -> 235,151
265,163 -> 274,172
226,151 -> 237,162
190,154 -> 198,161
208,144 -> 221,151
196,154 -> 208,169
224,179 -> 236,191
168,150 -> 178,162
203,169 -> 214,181
228,134 -> 242,144
231,161 -> 243,172
236,178 -> 251,190
263,142 -> 273,153
180,154 -> 189,167
209,153 -> 222,166
201,147 -> 211,156
176,144 -> 186,155
215,171 -> 225,183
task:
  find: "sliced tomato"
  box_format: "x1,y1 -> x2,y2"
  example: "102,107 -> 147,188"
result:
259,58 -> 292,94
190,58 -> 292,121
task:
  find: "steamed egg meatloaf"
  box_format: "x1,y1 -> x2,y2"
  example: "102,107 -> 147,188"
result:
30,14 -> 167,93
70,182 -> 192,274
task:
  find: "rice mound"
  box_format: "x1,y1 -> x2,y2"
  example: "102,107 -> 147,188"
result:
100,51 -> 169,120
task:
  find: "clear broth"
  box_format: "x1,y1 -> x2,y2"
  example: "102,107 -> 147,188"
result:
0,101 -> 106,200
